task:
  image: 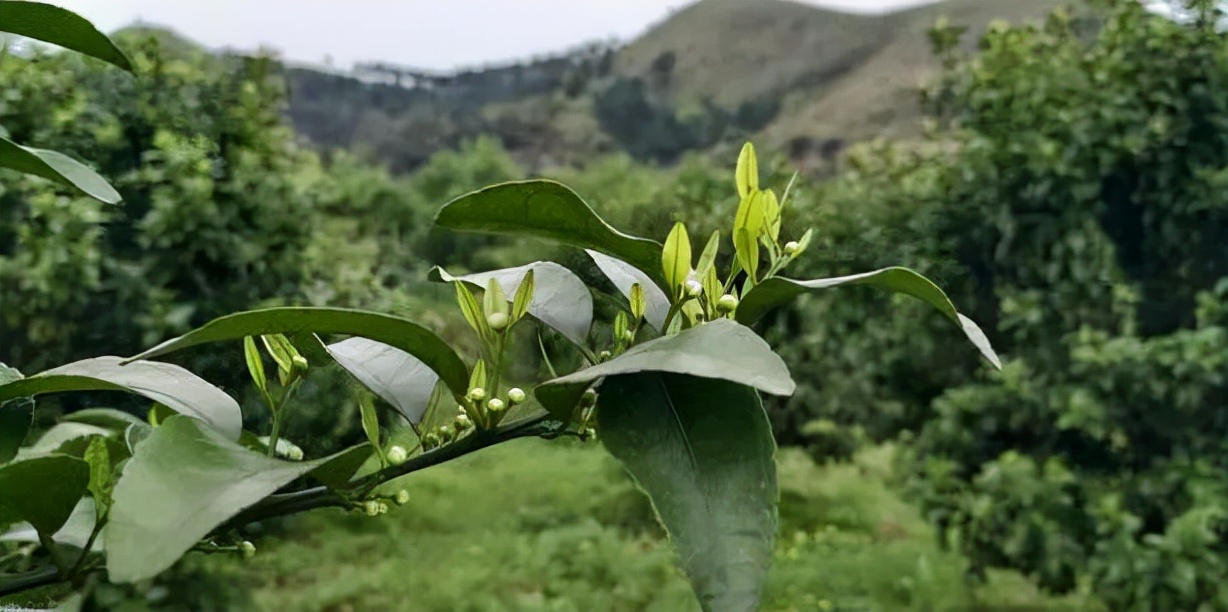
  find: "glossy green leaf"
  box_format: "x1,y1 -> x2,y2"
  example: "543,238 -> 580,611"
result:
106,415 -> 349,583
124,307 -> 469,400
0,1 -> 133,70
0,497 -> 102,552
0,399 -> 32,464
307,443 -> 374,490
434,179 -> 666,289
599,372 -> 777,612
84,436 -> 113,514
60,407 -> 145,432
328,337 -> 439,426
734,226 -> 759,285
358,393 -> 386,467
0,454 -> 90,535
734,268 -> 1001,368
535,319 -> 795,419
430,262 -> 592,347
695,230 -> 721,280
512,268 -> 535,322
587,250 -> 671,332
0,136 -> 122,204
662,222 -> 692,296
244,336 -> 270,399
735,142 -> 759,199
0,357 -> 242,440
14,422 -> 111,462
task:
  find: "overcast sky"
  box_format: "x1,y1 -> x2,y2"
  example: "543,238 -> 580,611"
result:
51,0 -> 938,71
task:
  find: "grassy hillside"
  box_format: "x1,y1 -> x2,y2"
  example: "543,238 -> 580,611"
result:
190,439 -> 1101,611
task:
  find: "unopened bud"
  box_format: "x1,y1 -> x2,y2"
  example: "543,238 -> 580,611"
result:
598,350 -> 611,361
291,355 -> 309,373
286,445 -> 304,462
394,490 -> 410,506
363,500 -> 381,517
581,427 -> 597,442
717,294 -> 739,313
438,424 -> 455,443
487,312 -> 510,331
422,432 -> 440,450
507,387 -> 526,404
239,541 -> 256,559
378,501 -> 390,515
467,387 -> 486,402
684,279 -> 703,298
454,413 -> 472,431
621,330 -> 635,344
783,241 -> 800,257
580,388 -> 598,408
487,398 -> 506,414
387,445 -> 408,465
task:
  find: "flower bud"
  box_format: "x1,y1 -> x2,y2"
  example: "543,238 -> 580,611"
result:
487,398 -> 506,414
580,388 -> 598,408
717,294 -> 739,313
621,330 -> 635,344
467,387 -> 486,402
387,445 -> 408,465
363,500 -> 381,517
422,431 -> 440,450
239,541 -> 256,559
507,387 -> 526,404
580,427 -> 597,442
684,279 -> 703,298
454,413 -> 472,431
394,489 -> 410,506
291,355 -> 309,373
487,312 -> 510,331
286,445 -> 304,462
783,241 -> 800,257
437,424 -> 455,443
598,350 -> 611,361
378,501 -> 390,515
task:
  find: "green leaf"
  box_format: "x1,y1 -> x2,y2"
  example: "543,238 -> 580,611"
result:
0,135 -> 122,204
84,436 -> 113,513
433,179 -> 666,290
244,336 -> 270,399
599,372 -> 777,612
0,1 -> 133,70
0,357 -> 242,440
60,407 -> 145,432
358,393 -> 386,467
662,222 -> 693,297
535,319 -> 795,419
695,230 -> 721,281
734,226 -> 759,285
0,497 -> 102,552
124,307 -> 470,401
14,422 -> 111,461
307,443 -> 374,490
105,415 -> 348,583
454,280 -> 490,342
0,362 -> 22,385
0,454 -> 90,535
430,262 -> 592,347
0,399 -> 32,464
482,278 -> 509,319
629,283 -> 646,323
328,337 -> 439,426
587,250 -> 671,332
734,268 -> 1002,368
735,142 -> 759,199
511,268 -> 535,322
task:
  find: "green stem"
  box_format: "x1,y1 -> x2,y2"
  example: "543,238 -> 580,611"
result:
36,532 -> 69,578
266,379 -> 302,458
67,511 -> 106,579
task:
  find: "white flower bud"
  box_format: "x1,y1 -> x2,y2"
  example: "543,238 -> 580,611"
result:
487,398 -> 506,413
717,294 -> 739,313
363,500 -> 381,517
783,241 -> 800,257
286,445 -> 304,462
394,490 -> 410,506
387,445 -> 408,465
239,541 -> 256,559
507,387 -> 527,404
467,387 -> 486,402
684,279 -> 703,298
454,413 -> 472,430
487,312 -> 510,331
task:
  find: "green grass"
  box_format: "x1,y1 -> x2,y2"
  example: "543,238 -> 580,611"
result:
188,439 -> 1101,611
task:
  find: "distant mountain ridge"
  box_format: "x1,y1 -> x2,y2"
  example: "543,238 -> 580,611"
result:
121,0 -> 1066,172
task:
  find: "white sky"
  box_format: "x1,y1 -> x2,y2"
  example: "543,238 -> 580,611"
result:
51,0 -> 939,71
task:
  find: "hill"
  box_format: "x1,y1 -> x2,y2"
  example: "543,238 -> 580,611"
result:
145,0 -> 1066,172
